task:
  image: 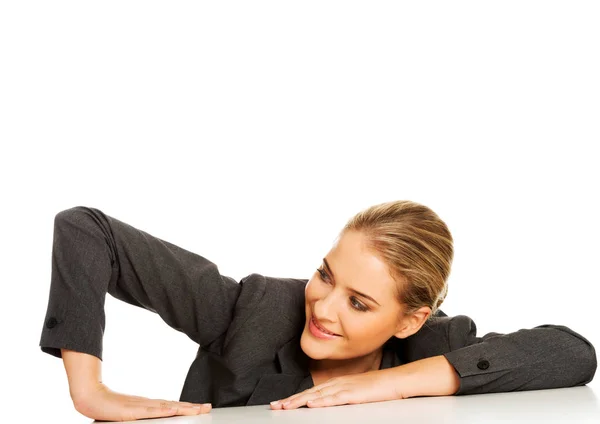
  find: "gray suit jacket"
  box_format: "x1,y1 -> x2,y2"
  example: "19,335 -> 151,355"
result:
39,207 -> 597,407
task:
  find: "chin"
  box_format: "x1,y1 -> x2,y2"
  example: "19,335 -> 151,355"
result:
300,327 -> 335,360
300,333 -> 322,360
299,332 -> 313,358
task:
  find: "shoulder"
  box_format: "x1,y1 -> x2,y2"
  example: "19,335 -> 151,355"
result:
222,274 -> 308,352
397,311 -> 477,361
235,273 -> 307,312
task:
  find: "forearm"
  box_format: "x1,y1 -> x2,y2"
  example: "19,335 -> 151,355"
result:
392,355 -> 460,398
443,322 -> 597,394
61,349 -> 103,403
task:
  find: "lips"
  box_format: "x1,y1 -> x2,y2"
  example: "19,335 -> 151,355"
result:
311,316 -> 339,336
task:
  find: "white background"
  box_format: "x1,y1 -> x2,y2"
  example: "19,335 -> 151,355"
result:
1,1 -> 598,423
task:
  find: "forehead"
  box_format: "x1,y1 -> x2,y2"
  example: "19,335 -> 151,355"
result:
326,231 -> 398,302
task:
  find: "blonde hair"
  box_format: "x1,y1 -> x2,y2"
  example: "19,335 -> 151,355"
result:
341,200 -> 453,318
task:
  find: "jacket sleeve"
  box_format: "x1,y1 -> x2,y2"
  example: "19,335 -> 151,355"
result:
401,311 -> 597,395
39,206 -> 242,361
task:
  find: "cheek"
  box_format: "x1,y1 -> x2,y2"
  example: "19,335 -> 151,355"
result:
343,313 -> 393,342
305,278 -> 325,303
304,280 -> 314,303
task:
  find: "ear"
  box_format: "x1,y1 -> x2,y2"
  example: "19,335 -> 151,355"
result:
393,306 -> 432,339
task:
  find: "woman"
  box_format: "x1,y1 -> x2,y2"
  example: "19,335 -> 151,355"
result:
39,201 -> 597,421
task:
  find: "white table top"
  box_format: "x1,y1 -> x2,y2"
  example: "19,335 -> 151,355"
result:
111,386 -> 599,423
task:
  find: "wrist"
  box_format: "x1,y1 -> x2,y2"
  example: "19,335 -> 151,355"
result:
70,380 -> 111,409
71,382 -> 109,413
392,355 -> 460,398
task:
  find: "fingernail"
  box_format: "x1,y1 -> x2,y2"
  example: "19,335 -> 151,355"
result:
270,400 -> 280,405
194,403 -> 211,409
283,401 -> 291,407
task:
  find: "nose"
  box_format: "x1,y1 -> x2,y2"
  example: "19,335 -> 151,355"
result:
313,291 -> 338,323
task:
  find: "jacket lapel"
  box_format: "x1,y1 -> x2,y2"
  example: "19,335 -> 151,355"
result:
246,336 -> 314,406
246,374 -> 312,405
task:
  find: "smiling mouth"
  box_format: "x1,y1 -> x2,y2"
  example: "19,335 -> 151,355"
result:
311,316 -> 339,336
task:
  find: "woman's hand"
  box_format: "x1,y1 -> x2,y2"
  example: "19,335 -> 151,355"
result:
269,355 -> 460,410
270,369 -> 403,410
73,382 -> 212,421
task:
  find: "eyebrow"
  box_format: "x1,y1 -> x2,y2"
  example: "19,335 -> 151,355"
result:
322,258 -> 381,306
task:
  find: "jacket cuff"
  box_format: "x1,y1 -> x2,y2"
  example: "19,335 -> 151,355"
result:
39,312 -> 104,361
443,343 -> 518,395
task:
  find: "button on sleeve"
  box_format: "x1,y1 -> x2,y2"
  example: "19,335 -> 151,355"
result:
476,359 -> 490,370
45,317 -> 58,329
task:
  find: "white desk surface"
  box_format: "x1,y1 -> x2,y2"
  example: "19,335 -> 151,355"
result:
100,386 -> 599,423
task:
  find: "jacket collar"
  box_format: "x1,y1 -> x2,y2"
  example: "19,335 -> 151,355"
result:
246,336 -> 312,405
277,336 -> 312,376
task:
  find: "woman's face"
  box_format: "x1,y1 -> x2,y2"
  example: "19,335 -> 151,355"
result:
300,230 -> 406,361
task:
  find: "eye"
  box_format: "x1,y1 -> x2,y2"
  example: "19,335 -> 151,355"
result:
316,267 -> 369,312
316,267 -> 330,283
350,297 -> 368,312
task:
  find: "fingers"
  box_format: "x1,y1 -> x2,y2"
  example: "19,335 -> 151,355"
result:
270,392 -> 308,409
306,391 -> 350,408
271,386 -> 334,410
133,400 -> 212,419
282,382 -> 335,405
